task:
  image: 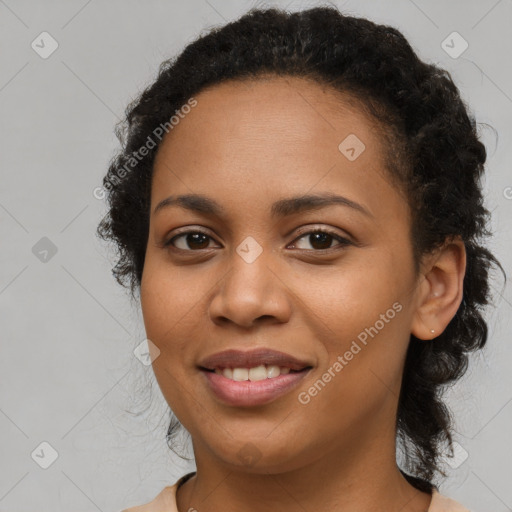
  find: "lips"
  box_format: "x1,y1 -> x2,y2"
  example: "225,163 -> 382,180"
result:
201,368 -> 311,407
197,347 -> 313,372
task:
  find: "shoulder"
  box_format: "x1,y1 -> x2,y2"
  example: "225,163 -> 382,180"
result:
121,485 -> 178,512
429,489 -> 471,512
121,472 -> 196,512
121,477 -> 471,512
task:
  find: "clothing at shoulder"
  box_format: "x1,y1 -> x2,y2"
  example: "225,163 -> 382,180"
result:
429,489 -> 472,512
121,472 -> 194,512
121,472 -> 471,512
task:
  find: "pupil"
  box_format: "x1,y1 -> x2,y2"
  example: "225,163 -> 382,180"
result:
310,233 -> 332,250
188,233 -> 209,249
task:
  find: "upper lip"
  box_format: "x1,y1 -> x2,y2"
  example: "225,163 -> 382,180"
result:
198,348 -> 313,371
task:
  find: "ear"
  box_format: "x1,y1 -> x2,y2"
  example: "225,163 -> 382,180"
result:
411,236 -> 466,340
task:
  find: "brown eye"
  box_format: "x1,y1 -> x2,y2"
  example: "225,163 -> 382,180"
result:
165,231 -> 215,250
290,229 -> 352,251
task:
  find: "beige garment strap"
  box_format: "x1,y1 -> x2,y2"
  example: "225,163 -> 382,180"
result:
429,489 -> 471,512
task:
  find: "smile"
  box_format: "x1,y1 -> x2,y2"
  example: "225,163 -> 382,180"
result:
200,366 -> 312,407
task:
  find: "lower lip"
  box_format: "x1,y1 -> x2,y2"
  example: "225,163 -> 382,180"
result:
200,368 -> 311,407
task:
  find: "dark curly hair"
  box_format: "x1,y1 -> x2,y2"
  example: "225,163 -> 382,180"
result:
97,5 -> 505,494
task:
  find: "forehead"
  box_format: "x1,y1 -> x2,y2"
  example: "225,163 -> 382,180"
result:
150,76 -> 407,230
153,76 -> 389,182
167,76 -> 383,146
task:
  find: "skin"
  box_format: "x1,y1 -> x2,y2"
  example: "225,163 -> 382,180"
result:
139,76 -> 466,512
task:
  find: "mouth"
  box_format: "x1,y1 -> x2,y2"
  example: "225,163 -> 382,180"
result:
197,347 -> 314,407
199,365 -> 312,381
198,347 -> 313,373
199,364 -> 313,407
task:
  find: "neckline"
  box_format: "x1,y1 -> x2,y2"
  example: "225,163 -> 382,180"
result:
177,471 -> 196,490
175,472 -> 441,510
176,471 -> 439,506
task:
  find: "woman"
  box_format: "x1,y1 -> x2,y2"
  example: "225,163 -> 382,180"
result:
97,6 -> 504,511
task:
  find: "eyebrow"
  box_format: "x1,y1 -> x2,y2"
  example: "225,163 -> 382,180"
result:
153,192 -> 374,219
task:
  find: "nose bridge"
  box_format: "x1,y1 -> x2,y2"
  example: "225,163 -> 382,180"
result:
235,235 -> 266,266
209,235 -> 290,326
228,234 -> 275,298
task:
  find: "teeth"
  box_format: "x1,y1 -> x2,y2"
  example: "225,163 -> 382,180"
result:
214,365 -> 292,381
233,368 -> 249,381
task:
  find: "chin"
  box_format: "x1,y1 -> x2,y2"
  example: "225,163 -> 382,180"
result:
205,435 -> 313,474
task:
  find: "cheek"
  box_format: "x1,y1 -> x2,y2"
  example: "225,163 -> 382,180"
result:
295,310 -> 409,442
140,267 -> 189,383
294,257 -> 410,399
294,255 -> 403,339
140,257 -> 203,340
140,266 -> 198,419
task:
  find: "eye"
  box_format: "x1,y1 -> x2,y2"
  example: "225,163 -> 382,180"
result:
164,230 -> 218,251
289,228 -> 352,251
163,227 -> 352,252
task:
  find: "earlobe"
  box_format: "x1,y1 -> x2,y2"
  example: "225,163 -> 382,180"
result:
411,237 -> 466,341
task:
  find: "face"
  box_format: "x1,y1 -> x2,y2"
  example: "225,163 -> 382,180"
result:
140,76 -> 423,473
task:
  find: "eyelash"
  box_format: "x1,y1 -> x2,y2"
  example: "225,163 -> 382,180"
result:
163,227 -> 353,253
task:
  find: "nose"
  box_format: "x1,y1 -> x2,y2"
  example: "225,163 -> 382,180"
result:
208,247 -> 292,329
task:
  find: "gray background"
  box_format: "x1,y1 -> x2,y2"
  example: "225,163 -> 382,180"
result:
1,0 -> 511,510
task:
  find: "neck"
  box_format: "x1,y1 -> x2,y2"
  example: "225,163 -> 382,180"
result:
176,426 -> 432,512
